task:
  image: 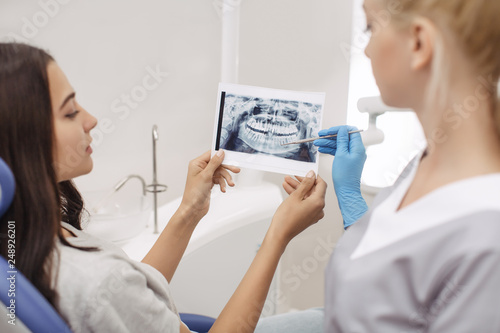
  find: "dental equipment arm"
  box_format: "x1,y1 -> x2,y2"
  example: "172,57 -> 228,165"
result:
141,150 -> 240,283
314,126 -> 368,229
357,96 -> 411,146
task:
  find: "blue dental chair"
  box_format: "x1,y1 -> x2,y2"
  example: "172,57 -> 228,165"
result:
0,157 -> 69,332
0,157 -> 215,333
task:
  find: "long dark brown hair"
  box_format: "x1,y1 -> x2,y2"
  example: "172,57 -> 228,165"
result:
0,43 -> 93,311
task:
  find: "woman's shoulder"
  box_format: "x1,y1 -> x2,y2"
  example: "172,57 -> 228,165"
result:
54,226 -> 180,332
55,224 -> 170,293
447,209 -> 500,249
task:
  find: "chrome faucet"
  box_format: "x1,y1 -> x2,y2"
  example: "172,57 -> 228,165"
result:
146,125 -> 168,234
96,126 -> 167,234
113,175 -> 147,196
92,174 -> 148,214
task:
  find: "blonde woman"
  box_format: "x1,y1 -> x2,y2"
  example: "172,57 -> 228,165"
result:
312,0 -> 500,331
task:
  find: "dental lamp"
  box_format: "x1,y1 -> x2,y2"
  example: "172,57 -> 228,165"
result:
357,96 -> 411,147
357,96 -> 413,195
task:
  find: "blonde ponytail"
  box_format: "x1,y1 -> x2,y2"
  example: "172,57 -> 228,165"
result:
379,0 -> 500,138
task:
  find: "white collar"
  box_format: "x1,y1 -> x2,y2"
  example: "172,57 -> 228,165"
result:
351,155 -> 500,260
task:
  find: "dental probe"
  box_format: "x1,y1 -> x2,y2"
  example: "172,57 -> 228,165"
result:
280,129 -> 364,146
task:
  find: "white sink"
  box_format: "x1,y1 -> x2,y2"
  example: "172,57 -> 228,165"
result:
82,189 -> 152,244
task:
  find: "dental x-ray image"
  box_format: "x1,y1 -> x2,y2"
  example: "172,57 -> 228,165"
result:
212,83 -> 325,176
219,94 -> 321,161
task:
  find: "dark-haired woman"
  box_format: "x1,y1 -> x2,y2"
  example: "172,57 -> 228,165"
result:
0,42 -> 327,332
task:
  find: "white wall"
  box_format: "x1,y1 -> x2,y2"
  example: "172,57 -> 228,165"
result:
1,0 -> 353,311
1,0 -> 222,200
238,0 -> 353,310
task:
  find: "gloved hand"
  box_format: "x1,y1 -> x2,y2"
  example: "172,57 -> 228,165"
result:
314,126 -> 368,229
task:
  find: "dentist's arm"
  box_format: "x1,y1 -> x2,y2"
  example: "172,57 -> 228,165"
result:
314,125 -> 368,229
203,173 -> 327,333
141,150 -> 240,282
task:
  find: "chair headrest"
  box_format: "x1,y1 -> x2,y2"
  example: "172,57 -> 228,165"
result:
0,158 -> 15,217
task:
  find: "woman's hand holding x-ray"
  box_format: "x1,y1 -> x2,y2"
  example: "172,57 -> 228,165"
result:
313,125 -> 368,229
143,150 -> 240,283
272,172 -> 327,244
180,150 -> 240,221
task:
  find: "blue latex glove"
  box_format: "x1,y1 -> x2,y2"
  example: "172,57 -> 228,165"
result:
314,126 -> 368,229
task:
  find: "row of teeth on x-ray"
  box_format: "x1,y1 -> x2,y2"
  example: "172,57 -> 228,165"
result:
242,125 -> 299,147
246,118 -> 299,137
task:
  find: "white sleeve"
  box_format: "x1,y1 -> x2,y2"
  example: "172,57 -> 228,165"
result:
81,261 -> 180,333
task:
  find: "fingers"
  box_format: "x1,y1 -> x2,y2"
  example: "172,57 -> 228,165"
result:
318,125 -> 359,137
203,150 -> 225,176
213,175 -> 226,192
314,138 -> 337,149
283,175 -> 317,199
349,132 -> 366,155
314,140 -> 337,156
316,125 -> 363,156
190,150 -> 241,194
282,175 -> 300,195
222,164 -> 241,174
315,127 -> 340,157
202,151 -> 241,177
197,150 -> 212,163
214,167 -> 235,187
346,125 -> 359,132
285,175 -> 300,188
318,147 -> 336,155
189,150 -> 212,173
318,126 -> 343,137
335,126 -> 350,156
305,176 -> 327,220
292,171 -> 316,200
309,176 -> 327,200
282,181 -> 295,195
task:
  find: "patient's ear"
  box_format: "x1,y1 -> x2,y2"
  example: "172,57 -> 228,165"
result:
409,17 -> 436,71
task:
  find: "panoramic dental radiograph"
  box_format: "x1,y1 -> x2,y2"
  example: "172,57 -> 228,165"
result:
218,94 -> 321,162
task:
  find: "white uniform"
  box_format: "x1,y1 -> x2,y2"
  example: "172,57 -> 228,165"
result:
325,152 -> 500,332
